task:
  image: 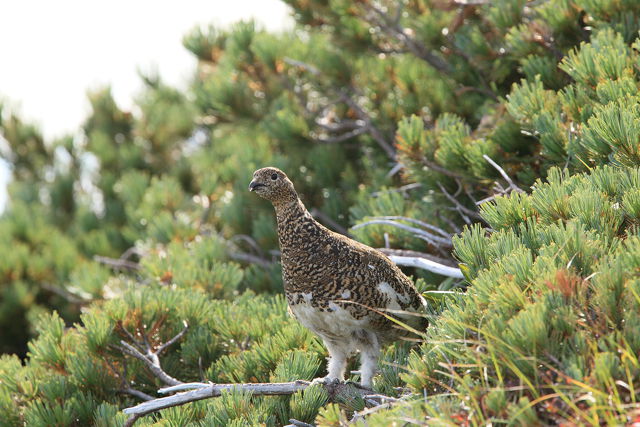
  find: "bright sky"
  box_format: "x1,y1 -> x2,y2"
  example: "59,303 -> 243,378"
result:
0,0 -> 292,210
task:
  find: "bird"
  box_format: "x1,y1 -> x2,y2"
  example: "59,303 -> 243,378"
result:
248,167 -> 427,388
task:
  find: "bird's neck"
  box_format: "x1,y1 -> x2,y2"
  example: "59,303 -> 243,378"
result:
273,198 -> 319,249
274,198 -> 308,226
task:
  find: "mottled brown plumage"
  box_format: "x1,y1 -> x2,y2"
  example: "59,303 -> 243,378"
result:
249,167 -> 427,387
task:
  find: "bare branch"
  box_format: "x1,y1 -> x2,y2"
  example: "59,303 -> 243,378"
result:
120,246 -> 144,261
156,321 -> 189,356
94,255 -> 141,271
284,55 -> 397,160
315,118 -> 365,133
483,154 -> 524,193
283,57 -> 321,75
120,387 -> 155,402
288,419 -> 315,427
337,90 -> 397,160
368,216 -> 452,238
123,380 -> 381,424
228,251 -> 273,268
420,156 -> 465,179
118,341 -> 183,387
41,283 -> 89,305
230,234 -> 265,257
388,255 -> 463,278
377,248 -> 457,268
437,182 -> 483,223
316,125 -> 370,144
364,3 -> 451,74
372,183 -> 422,198
351,219 -> 452,248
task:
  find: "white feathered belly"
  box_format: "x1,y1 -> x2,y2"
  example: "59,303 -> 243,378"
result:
288,293 -> 368,342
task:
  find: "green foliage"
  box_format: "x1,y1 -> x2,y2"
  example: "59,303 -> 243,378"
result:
399,166 -> 640,424
2,0 -> 640,425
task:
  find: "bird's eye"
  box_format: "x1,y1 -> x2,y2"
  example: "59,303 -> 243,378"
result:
271,173 -> 278,180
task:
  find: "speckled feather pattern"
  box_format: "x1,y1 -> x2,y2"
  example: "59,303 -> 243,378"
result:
249,167 -> 427,386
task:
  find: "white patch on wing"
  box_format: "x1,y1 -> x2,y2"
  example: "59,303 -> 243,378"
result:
341,290 -> 351,299
302,292 -> 313,303
368,264 -> 375,270
376,282 -> 402,310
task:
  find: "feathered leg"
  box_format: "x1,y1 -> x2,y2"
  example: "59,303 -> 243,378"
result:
324,339 -> 349,381
357,332 -> 380,388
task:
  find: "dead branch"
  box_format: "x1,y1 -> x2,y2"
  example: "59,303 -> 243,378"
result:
123,380 -> 388,426
369,215 -> 452,238
377,248 -> 457,268
363,3 -> 451,74
351,219 -> 452,248
315,118 -> 365,133
287,419 -> 315,427
372,183 -> 422,198
228,251 -> 273,268
337,90 -> 397,160
116,321 -> 190,388
420,155 -> 466,179
94,255 -> 141,271
388,255 -> 463,278
316,125 -> 370,144
41,283 -> 89,304
483,154 -> 524,193
437,182 -> 483,223
118,341 -> 183,387
106,357 -> 156,402
284,55 -> 396,160
156,320 -> 189,355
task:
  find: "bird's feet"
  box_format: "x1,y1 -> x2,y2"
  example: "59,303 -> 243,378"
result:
309,376 -> 342,387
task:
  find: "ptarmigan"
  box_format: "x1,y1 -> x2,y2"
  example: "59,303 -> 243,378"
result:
249,167 -> 427,388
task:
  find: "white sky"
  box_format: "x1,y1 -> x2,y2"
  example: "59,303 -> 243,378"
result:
0,0 -> 292,210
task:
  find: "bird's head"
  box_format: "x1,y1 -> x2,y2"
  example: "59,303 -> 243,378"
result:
248,167 -> 297,205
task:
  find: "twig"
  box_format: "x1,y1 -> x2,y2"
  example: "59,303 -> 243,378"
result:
437,182 -> 482,223
337,90 -> 397,160
283,57 -> 321,75
368,216 -> 452,238
285,56 -> 397,160
228,251 -> 273,268
41,283 -> 89,304
482,154 -> 523,193
288,419 -> 315,427
371,183 -> 422,198
94,255 -> 141,271
413,153 -> 465,179
121,387 -> 155,402
316,125 -> 370,144
118,341 -> 183,387
364,3 -> 451,74
116,321 -> 190,388
159,382 -> 211,393
388,255 -> 463,278
315,118 -> 365,132
230,234 -> 265,258
351,219 -> 452,248
156,321 -> 189,356
376,248 -> 457,268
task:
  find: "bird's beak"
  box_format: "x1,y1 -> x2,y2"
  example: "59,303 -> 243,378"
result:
248,180 -> 264,191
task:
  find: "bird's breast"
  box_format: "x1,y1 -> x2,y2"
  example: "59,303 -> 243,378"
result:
287,292 -> 369,341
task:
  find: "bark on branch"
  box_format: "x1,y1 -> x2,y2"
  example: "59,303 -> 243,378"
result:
389,255 -> 463,278
123,380 -> 388,426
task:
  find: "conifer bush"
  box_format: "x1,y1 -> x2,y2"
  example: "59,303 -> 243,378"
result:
1,0 -> 640,425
